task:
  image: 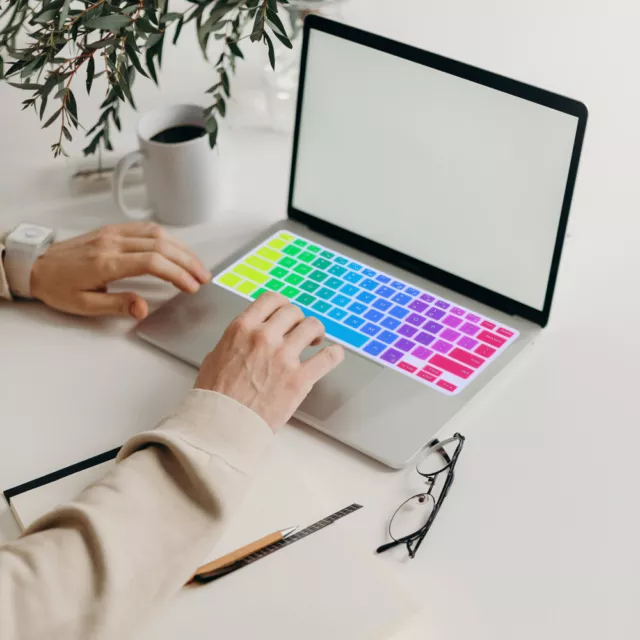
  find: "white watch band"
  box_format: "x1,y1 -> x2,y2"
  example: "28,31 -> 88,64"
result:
4,224 -> 55,299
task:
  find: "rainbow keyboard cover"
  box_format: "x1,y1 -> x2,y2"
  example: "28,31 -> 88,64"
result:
214,232 -> 519,395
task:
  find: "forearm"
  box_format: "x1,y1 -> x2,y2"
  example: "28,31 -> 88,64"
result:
0,390 -> 272,640
0,231 -> 12,300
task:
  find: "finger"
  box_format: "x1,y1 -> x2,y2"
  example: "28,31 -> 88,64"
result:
301,344 -> 345,383
264,304 -> 305,339
119,238 -> 211,283
285,316 -> 326,354
238,291 -> 288,326
74,291 -> 149,319
102,253 -> 201,293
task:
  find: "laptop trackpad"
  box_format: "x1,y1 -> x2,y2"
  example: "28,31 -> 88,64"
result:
299,346 -> 383,421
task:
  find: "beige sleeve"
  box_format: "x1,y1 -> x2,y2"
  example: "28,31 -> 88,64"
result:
0,232 -> 13,301
0,389 -> 272,640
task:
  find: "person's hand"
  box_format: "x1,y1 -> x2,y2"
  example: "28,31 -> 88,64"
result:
30,222 -> 211,319
195,292 -> 345,430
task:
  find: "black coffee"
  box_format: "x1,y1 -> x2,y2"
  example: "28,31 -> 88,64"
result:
150,124 -> 206,144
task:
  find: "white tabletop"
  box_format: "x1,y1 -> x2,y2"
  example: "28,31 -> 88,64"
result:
1,1 -> 638,638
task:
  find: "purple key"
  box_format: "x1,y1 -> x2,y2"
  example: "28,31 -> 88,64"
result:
442,315 -> 463,328
424,321 -> 443,334
451,307 -> 465,316
412,346 -> 433,360
415,332 -> 436,346
406,313 -> 426,326
441,328 -> 461,342
408,299 -> 428,313
378,330 -> 398,344
459,322 -> 481,336
395,338 -> 415,352
435,300 -> 450,309
432,340 -> 453,354
426,307 -> 446,320
381,348 -> 403,364
391,293 -> 412,305
466,313 -> 481,322
458,336 -> 479,350
398,324 -> 418,337
420,293 -> 435,303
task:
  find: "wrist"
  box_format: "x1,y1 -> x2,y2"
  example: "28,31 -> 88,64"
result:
29,253 -> 47,302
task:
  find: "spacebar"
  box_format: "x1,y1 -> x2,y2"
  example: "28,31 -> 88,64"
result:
293,304 -> 369,349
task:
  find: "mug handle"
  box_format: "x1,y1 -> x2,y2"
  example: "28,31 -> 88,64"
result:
113,150 -> 153,220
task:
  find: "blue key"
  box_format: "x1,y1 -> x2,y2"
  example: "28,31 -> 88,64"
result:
332,294 -> 351,307
360,323 -> 381,337
391,281 -> 405,290
376,285 -> 394,298
405,287 -> 420,296
345,315 -> 365,328
391,293 -> 412,305
329,265 -> 347,277
376,274 -> 391,283
325,277 -> 343,289
340,284 -> 359,296
292,304 -> 368,348
389,305 -> 410,319
360,278 -> 378,291
373,298 -> 393,311
381,317 -> 401,330
356,291 -> 376,304
348,302 -> 367,315
363,340 -> 386,356
378,330 -> 398,344
334,256 -> 349,265
344,271 -> 363,283
364,309 -> 384,323
362,268 -> 376,277
328,307 -> 348,321
348,262 -> 362,271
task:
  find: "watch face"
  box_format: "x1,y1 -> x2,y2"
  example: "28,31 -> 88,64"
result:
12,224 -> 54,247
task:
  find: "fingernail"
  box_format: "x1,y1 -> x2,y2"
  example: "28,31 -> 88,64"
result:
186,276 -> 200,292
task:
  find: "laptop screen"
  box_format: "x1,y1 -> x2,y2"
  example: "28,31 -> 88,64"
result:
291,27 -> 581,314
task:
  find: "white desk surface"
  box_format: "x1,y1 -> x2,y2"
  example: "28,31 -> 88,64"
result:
1,1 -> 638,638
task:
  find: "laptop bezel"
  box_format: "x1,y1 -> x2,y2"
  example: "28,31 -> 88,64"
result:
286,15 -> 588,328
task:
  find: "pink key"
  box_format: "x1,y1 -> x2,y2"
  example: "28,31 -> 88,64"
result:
497,327 -> 515,338
442,315 -> 463,328
412,346 -> 433,360
475,344 -> 496,358
441,328 -> 461,342
429,354 -> 473,379
466,313 -> 481,322
477,330 -> 507,348
449,348 -> 484,369
398,361 -> 417,373
451,307 -> 465,316
481,320 -> 496,330
422,364 -> 442,377
436,380 -> 457,392
418,370 -> 437,382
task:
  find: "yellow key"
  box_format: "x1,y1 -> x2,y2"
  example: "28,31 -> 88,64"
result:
257,247 -> 283,262
218,272 -> 242,288
279,233 -> 295,241
233,263 -> 269,284
268,238 -> 288,250
237,281 -> 258,295
246,254 -> 273,272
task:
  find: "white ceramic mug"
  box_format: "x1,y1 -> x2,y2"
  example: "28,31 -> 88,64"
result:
113,104 -> 218,225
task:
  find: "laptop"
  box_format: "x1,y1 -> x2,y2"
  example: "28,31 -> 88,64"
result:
137,16 -> 587,468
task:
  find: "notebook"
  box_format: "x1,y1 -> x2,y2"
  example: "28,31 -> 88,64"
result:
4,445 -> 417,640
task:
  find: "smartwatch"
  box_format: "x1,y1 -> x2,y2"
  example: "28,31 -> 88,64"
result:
3,223 -> 55,299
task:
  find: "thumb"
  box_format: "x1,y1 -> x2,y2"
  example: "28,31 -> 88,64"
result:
76,291 -> 149,319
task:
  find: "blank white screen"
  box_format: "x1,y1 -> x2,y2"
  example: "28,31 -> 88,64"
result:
292,30 -> 579,311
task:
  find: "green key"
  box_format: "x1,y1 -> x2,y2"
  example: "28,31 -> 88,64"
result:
297,293 -> 316,306
320,250 -> 334,259
298,251 -> 315,263
279,256 -> 297,268
312,258 -> 331,270
325,277 -> 343,289
285,273 -> 304,286
266,279 -> 284,291
250,287 -> 267,299
312,300 -> 331,313
316,287 -> 334,300
294,263 -> 312,275
270,266 -> 289,278
282,245 -> 302,257
309,270 -> 328,283
328,265 -> 347,277
293,239 -> 307,247
308,245 -> 321,253
281,286 -> 300,299
301,280 -> 320,293
334,256 -> 348,265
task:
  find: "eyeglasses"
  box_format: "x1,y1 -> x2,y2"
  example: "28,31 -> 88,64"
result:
376,433 -> 465,559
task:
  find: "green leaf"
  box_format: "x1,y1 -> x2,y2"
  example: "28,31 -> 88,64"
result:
160,12 -> 182,23
87,37 -> 118,50
267,0 -> 278,10
122,6 -> 139,15
125,44 -> 149,78
221,70 -> 230,97
58,0 -> 71,29
145,49 -> 158,85
67,89 -> 78,123
43,108 -> 62,128
251,7 -> 265,42
39,93 -> 48,119
228,41 -> 244,59
264,32 -> 275,71
86,15 -> 131,31
7,82 -> 44,91
208,128 -> 218,149
86,56 -> 95,94
119,72 -> 136,108
266,7 -> 287,38
136,18 -> 158,34
172,17 -> 184,45
0,56 -> 3,80
33,9 -> 57,24
146,33 -> 163,48
20,57 -> 43,79
62,126 -> 72,142
216,96 -> 226,117
272,29 -> 293,49
204,114 -> 218,134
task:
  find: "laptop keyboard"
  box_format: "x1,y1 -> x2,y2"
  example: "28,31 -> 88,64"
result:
214,232 -> 519,395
